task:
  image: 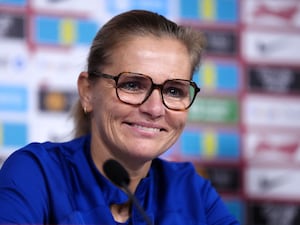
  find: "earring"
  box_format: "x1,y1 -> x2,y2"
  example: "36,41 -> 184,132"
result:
83,107 -> 87,114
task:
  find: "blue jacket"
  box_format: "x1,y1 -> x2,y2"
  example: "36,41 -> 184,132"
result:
0,135 -> 239,224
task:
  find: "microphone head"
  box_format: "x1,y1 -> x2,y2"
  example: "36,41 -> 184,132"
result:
103,159 -> 130,187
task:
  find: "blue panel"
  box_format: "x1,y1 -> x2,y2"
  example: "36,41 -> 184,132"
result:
180,0 -> 238,23
218,132 -> 240,158
35,16 -> 59,44
224,199 -> 244,224
194,62 -> 239,92
180,0 -> 198,19
217,63 -> 239,90
192,69 -> 200,85
0,0 -> 26,6
3,122 -> 27,147
216,0 -> 238,22
77,20 -> 98,45
0,86 -> 27,112
107,0 -> 169,16
181,131 -> 200,155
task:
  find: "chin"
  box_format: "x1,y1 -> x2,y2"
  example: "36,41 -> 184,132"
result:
127,148 -> 159,161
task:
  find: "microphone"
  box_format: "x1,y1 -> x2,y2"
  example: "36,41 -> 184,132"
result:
103,159 -> 152,225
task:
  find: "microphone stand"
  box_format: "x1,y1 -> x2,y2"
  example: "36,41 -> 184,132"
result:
103,159 -> 153,225
120,182 -> 152,225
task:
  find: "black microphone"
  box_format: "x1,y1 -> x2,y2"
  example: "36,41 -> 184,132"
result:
103,159 -> 152,225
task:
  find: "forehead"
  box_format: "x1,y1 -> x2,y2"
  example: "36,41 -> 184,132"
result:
108,36 -> 192,81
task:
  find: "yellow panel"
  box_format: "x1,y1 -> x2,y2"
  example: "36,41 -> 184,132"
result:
202,62 -> 216,88
202,131 -> 217,158
201,0 -> 215,21
60,19 -> 76,45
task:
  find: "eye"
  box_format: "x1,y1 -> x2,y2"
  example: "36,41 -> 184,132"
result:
117,76 -> 149,93
119,81 -> 140,91
164,87 -> 185,98
163,81 -> 189,98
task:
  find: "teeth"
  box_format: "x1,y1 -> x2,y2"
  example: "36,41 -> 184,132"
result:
134,124 -> 160,132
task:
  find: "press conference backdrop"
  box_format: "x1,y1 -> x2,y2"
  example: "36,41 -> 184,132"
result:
1,0 -> 300,224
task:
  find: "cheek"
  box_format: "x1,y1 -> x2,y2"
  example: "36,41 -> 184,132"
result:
89,90 -> 112,126
90,95 -> 122,139
168,111 -> 188,131
91,91 -> 128,127
90,84 -> 118,112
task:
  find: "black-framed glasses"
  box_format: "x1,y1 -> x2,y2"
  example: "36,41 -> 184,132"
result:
89,71 -> 200,111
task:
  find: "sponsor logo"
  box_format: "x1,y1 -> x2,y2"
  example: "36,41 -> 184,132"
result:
180,0 -> 238,23
245,167 -> 300,201
256,37 -> 285,55
247,66 -> 300,94
244,132 -> 300,164
32,0 -> 101,13
253,4 -> 298,22
258,174 -> 289,192
256,142 -> 298,156
189,97 -> 239,124
194,61 -> 240,92
34,16 -> 98,46
247,201 -> 300,225
195,165 -> 241,193
202,29 -> 238,56
0,13 -> 25,39
242,31 -> 300,65
38,88 -> 77,112
243,0 -> 300,28
32,49 -> 85,77
180,129 -> 240,159
243,95 -> 300,128
0,50 -> 28,75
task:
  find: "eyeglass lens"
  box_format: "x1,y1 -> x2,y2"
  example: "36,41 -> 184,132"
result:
116,72 -> 196,110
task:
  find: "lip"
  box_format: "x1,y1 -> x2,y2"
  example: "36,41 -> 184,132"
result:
124,121 -> 166,133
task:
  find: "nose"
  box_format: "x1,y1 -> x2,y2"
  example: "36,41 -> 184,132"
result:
139,89 -> 165,118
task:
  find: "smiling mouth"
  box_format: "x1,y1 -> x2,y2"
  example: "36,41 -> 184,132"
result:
127,123 -> 165,132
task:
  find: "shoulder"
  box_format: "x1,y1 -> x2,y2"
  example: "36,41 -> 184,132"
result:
0,135 -> 90,178
6,135 -> 89,161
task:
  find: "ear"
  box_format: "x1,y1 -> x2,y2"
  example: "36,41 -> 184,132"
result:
77,72 -> 93,113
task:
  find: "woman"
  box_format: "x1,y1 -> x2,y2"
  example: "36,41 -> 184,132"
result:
0,10 -> 239,224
